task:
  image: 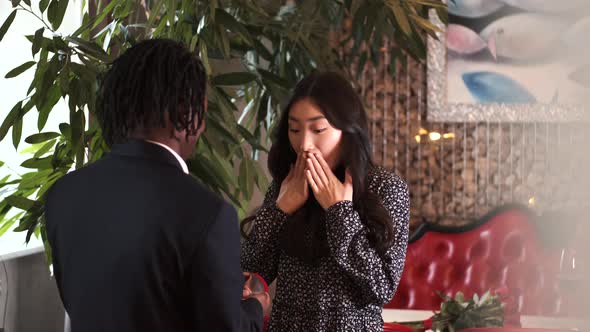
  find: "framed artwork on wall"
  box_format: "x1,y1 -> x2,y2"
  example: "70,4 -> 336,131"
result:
427,0 -> 589,122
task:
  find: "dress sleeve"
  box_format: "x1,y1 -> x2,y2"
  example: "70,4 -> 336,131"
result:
324,172 -> 410,305
240,182 -> 288,284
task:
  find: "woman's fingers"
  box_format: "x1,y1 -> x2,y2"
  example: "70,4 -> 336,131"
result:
313,152 -> 333,180
309,153 -> 329,186
306,157 -> 324,189
295,152 -> 306,177
306,170 -> 319,193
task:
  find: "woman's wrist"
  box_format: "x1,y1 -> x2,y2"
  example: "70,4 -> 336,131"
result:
276,199 -> 293,215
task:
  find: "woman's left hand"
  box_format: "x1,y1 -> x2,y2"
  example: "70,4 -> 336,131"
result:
305,152 -> 353,210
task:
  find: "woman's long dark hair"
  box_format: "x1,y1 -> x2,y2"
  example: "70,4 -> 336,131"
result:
242,71 -> 395,264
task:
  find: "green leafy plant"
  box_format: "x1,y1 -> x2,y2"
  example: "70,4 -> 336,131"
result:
0,0 -> 446,260
394,290 -> 508,332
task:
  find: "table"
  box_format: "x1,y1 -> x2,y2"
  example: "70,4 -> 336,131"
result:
0,227 -> 44,261
382,309 -> 587,330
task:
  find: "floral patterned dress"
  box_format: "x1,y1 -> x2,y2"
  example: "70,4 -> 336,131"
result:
241,166 -> 410,332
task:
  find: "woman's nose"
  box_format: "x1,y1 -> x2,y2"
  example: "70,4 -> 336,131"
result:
299,133 -> 314,152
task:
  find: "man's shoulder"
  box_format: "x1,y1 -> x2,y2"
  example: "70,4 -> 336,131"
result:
45,160 -> 101,199
47,156 -> 226,208
177,174 -> 227,208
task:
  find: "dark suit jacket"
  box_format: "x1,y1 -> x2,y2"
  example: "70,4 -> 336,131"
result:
45,140 -> 263,332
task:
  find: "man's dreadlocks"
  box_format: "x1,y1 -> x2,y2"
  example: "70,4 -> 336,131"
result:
97,39 -> 207,146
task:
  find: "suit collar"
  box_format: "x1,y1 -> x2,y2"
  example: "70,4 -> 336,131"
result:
109,139 -> 187,173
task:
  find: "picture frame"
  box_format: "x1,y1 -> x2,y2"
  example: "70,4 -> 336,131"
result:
427,2 -> 588,123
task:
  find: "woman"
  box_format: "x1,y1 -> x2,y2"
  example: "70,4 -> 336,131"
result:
241,71 -> 410,331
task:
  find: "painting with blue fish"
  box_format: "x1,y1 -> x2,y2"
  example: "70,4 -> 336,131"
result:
447,24 -> 497,59
501,0 -> 588,13
480,13 -> 569,61
448,0 -> 504,18
569,64 -> 590,88
436,0 -> 588,121
462,71 -> 536,103
562,16 -> 590,53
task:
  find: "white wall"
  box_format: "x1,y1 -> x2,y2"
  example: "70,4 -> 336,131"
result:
1,4 -> 84,330
0,0 -> 82,257
0,1 -> 82,178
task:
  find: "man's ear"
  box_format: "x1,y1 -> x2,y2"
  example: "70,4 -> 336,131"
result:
171,127 -> 184,142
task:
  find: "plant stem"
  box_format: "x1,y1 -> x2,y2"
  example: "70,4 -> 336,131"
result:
17,4 -> 54,32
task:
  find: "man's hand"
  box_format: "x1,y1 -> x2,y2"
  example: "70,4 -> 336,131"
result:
247,292 -> 271,317
242,272 -> 272,316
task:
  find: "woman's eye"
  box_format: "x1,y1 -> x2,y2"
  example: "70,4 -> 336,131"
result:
289,129 -> 300,133
313,128 -> 327,134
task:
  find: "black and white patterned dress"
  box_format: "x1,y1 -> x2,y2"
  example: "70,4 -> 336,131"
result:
241,166 -> 410,332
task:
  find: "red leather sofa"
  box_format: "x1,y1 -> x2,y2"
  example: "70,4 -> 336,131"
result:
386,205 -> 578,316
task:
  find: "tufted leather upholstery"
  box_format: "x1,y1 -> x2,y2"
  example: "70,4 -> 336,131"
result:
460,329 -> 574,332
386,205 -> 575,316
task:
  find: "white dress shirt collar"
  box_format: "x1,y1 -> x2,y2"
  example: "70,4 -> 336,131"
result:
145,140 -> 189,174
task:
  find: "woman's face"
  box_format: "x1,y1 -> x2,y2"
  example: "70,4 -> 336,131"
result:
287,98 -> 343,169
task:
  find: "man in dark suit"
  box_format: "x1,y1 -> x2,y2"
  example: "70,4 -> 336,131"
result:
45,39 -> 269,332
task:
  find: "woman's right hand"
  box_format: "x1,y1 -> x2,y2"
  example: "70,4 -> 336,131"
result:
276,152 -> 308,215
